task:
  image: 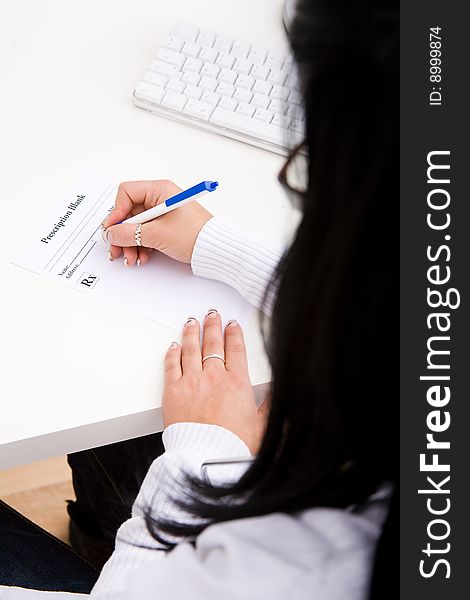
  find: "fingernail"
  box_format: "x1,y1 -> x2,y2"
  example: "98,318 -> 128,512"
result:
100,221 -> 107,230
124,257 -> 129,268
169,341 -> 179,350
137,258 -> 141,267
108,249 -> 113,262
101,229 -> 109,243
206,308 -> 218,319
226,320 -> 238,328
185,317 -> 197,327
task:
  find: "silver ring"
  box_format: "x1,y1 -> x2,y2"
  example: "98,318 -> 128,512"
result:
135,223 -> 142,247
202,353 -> 225,365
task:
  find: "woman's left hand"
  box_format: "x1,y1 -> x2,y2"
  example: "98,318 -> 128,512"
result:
162,310 -> 268,455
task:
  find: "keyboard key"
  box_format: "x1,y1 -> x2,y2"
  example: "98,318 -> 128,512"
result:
253,108 -> 273,123
143,71 -> 168,87
268,98 -> 286,115
197,29 -> 216,48
183,99 -> 214,121
286,105 -> 302,119
271,85 -> 289,101
161,91 -> 187,111
219,96 -> 237,111
247,47 -> 267,65
150,60 -> 182,80
213,35 -> 232,54
285,74 -> 299,89
284,55 -> 294,69
199,48 -> 218,64
182,42 -> 201,58
251,93 -> 270,110
183,57 -> 203,73
199,76 -> 218,92
135,82 -> 165,104
200,91 -> 220,106
166,78 -> 185,93
210,106 -> 296,147
219,68 -> 237,85
201,63 -> 220,79
267,68 -> 287,86
253,80 -> 272,96
184,84 -> 203,100
235,74 -> 254,90
231,41 -> 250,59
289,119 -> 304,134
170,21 -> 198,42
272,113 -> 289,128
216,82 -> 235,98
288,90 -> 302,106
157,48 -> 186,70
215,53 -> 235,70
163,35 -> 184,52
251,64 -> 270,81
265,53 -> 285,71
233,87 -> 252,104
233,58 -> 252,75
236,102 -> 255,118
182,71 -> 200,86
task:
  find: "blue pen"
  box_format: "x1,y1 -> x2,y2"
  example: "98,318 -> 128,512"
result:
123,181 -> 219,225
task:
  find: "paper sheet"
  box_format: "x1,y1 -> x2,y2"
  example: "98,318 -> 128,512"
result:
13,177 -> 252,330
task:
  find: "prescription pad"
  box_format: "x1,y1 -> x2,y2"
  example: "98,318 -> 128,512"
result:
13,177 -> 252,330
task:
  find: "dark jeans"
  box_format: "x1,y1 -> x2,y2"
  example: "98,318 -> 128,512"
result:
0,500 -> 98,592
0,431 -> 165,591
67,432 -> 165,569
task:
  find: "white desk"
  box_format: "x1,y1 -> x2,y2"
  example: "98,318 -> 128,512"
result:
0,0 -> 298,469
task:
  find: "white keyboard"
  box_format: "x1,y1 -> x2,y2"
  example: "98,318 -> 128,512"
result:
133,21 -> 304,155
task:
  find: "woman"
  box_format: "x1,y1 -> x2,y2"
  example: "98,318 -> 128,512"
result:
1,0 -> 398,597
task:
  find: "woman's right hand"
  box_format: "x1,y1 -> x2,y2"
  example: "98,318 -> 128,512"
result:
102,180 -> 213,267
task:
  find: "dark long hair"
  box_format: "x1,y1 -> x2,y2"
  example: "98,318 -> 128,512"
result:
148,1 -> 399,597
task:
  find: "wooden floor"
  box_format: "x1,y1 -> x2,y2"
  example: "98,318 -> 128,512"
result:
0,456 -> 75,543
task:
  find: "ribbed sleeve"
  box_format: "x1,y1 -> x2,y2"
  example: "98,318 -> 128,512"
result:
91,423 -> 251,598
191,217 -> 285,315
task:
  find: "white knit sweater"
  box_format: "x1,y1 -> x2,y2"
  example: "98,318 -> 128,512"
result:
1,218 -> 388,600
